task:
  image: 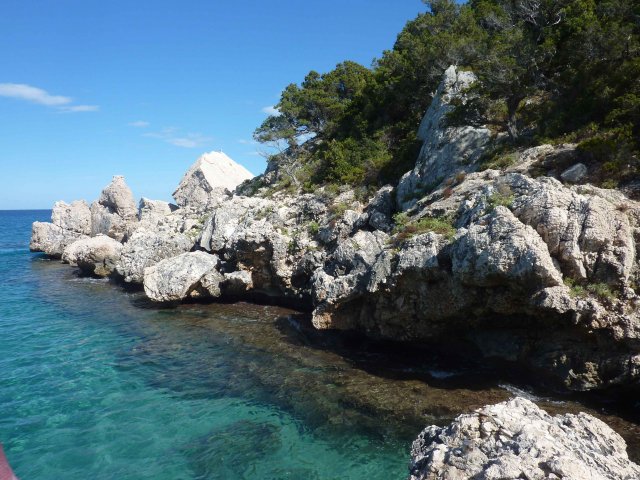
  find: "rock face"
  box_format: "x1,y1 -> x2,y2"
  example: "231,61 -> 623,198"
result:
143,251 -> 221,302
561,162 -> 588,183
30,200 -> 92,257
397,66 -> 492,210
29,66 -> 640,396
138,197 -> 176,223
310,168 -> 640,391
91,175 -> 138,241
409,397 -> 640,480
173,151 -> 254,211
116,229 -> 193,284
61,235 -> 123,277
51,200 -> 92,235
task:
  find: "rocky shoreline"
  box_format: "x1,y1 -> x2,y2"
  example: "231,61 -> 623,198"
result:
31,67 -> 640,478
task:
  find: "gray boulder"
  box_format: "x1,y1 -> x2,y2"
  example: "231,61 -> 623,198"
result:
451,206 -> 563,289
173,151 -> 254,211
116,228 -> 193,284
143,251 -> 221,302
560,162 -> 588,183
409,397 -> 640,480
61,235 -> 123,277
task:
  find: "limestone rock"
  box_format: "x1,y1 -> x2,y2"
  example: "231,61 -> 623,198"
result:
409,397 -> 640,480
116,229 -> 193,284
50,200 -> 92,235
29,200 -> 93,256
61,235 -> 123,277
397,66 -> 492,209
138,198 -> 176,223
143,251 -> 221,302
91,176 -> 138,241
451,206 -> 563,289
221,270 -> 254,295
508,174 -> 635,286
98,175 -> 138,219
173,151 -> 254,211
561,162 -> 588,183
29,222 -> 87,258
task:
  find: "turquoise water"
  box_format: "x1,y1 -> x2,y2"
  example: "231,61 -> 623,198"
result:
0,210 -> 409,479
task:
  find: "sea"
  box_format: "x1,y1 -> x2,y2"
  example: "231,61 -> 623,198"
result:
1,210 -> 639,479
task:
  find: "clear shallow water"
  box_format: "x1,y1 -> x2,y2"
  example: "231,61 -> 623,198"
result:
0,211 -> 409,479
2,211 -> 640,479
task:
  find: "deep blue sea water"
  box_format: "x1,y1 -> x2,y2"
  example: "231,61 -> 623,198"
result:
0,210 -> 409,479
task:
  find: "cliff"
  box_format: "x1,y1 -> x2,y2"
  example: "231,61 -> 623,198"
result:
30,66 -> 640,478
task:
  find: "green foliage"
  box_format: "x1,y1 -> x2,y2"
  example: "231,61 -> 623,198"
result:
564,277 -> 618,301
487,186 -> 514,212
328,201 -> 350,220
564,277 -> 588,298
307,221 -> 320,236
254,0 -> 640,192
392,212 -> 457,245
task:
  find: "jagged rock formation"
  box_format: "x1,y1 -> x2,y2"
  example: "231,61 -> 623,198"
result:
397,66 -> 492,210
61,235 -> 122,277
30,200 -> 91,257
116,229 -> 193,283
173,151 -> 254,211
30,67 -> 640,394
90,175 -> 138,241
143,251 -> 222,302
409,397 -> 640,480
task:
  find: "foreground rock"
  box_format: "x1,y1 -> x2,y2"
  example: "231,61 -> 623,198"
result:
409,397 -> 640,480
61,235 -> 122,277
173,151 -> 254,211
143,251 -> 222,302
30,200 -> 92,257
90,175 -> 138,241
116,229 -> 193,284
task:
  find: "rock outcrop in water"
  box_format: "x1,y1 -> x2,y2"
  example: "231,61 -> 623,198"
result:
30,68 -> 640,397
30,200 -> 91,257
409,397 -> 640,480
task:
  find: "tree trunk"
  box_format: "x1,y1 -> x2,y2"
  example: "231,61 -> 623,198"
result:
506,96 -> 523,143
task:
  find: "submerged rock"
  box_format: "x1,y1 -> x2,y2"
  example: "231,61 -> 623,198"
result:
409,397 -> 640,480
173,151 -> 254,211
61,235 -> 123,277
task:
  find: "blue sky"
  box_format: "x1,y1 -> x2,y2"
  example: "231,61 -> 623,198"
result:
0,0 -> 428,209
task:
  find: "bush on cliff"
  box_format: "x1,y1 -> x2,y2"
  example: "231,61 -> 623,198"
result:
255,0 -> 640,193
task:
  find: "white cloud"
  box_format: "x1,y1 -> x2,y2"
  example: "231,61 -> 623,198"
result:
129,120 -> 149,128
0,82 -> 98,113
261,105 -> 281,116
60,105 -> 100,113
144,128 -> 212,149
0,83 -> 70,106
